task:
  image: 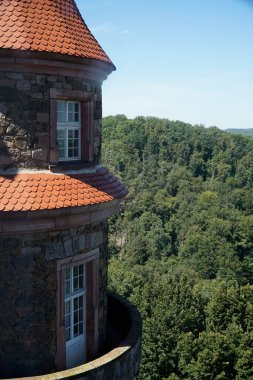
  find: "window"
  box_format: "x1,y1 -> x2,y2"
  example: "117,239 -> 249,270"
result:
50,90 -> 95,165
56,249 -> 99,371
64,264 -> 86,369
57,101 -> 81,161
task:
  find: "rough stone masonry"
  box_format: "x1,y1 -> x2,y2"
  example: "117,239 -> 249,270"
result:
0,71 -> 102,170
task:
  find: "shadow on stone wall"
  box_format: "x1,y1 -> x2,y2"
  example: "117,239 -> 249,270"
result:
0,74 -> 51,170
0,99 -> 34,171
0,293 -> 142,380
106,292 -> 133,352
0,108 -> 15,170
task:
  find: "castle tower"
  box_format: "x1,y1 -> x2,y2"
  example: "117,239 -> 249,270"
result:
0,1 -> 141,379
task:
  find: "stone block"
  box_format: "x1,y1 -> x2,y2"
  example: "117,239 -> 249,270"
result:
15,295 -> 35,307
86,231 -> 104,249
55,82 -> 63,89
0,87 -> 19,101
20,110 -> 33,121
37,112 -> 49,123
69,229 -> 77,238
31,92 -> 43,99
63,83 -> 72,90
17,80 -> 31,91
45,240 -> 64,261
0,103 -> 8,116
73,236 -> 79,252
31,100 -> 49,113
0,79 -> 16,87
21,247 -> 41,255
73,79 -> 82,90
79,233 -> 86,250
15,305 -> 32,318
20,150 -> 32,161
0,154 -> 13,169
38,134 -> 49,149
6,72 -> 24,80
5,123 -> 16,134
0,138 -> 8,150
32,149 -> 47,161
47,75 -> 58,82
64,238 -> 73,256
49,149 -> 58,164
30,119 -> 47,133
13,138 -> 27,150
35,75 -> 46,84
57,76 -> 66,83
23,73 -> 36,80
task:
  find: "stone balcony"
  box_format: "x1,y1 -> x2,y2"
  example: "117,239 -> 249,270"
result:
4,293 -> 142,380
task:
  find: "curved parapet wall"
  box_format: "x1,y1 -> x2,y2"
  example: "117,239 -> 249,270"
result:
3,293 -> 142,380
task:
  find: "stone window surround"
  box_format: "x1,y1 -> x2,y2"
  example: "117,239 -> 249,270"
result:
56,248 -> 99,371
57,100 -> 81,161
50,88 -> 94,166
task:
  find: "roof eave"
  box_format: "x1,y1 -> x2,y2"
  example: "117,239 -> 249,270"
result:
0,48 -> 116,82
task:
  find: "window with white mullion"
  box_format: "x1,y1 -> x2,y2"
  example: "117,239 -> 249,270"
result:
67,102 -> 80,123
65,300 -> 71,342
73,295 -> 84,338
64,264 -> 86,342
57,100 -> 81,161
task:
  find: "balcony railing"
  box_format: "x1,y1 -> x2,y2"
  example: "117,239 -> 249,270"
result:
4,293 -> 142,380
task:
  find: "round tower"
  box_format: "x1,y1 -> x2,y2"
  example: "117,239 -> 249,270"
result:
0,1 -> 141,379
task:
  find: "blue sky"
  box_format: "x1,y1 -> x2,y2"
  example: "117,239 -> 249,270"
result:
76,0 -> 253,130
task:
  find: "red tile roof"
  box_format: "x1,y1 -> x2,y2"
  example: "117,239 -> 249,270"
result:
0,0 -> 112,64
0,168 -> 127,212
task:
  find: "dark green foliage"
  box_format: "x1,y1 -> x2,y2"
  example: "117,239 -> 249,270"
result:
102,116 -> 253,380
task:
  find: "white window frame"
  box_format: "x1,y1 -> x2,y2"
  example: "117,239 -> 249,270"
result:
57,100 -> 81,161
64,263 -> 87,368
64,264 -> 87,343
56,249 -> 99,371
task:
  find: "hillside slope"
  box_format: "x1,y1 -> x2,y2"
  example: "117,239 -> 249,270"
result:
102,115 -> 253,380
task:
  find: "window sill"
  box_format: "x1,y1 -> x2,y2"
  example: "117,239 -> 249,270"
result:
49,161 -> 96,173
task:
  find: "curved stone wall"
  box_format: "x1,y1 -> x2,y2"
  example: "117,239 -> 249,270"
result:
2,294 -> 142,380
0,70 -> 102,170
0,222 -> 109,377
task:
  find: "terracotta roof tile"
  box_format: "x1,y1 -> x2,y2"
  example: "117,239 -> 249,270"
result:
0,168 -> 127,212
0,0 -> 112,64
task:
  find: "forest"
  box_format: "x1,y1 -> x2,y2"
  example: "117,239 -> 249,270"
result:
226,129 -> 253,138
102,115 -> 253,380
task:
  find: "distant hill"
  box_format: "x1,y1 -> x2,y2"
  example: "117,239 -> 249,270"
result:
226,128 -> 253,137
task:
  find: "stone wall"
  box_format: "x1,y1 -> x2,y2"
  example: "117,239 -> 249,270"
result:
0,71 -> 102,170
1,294 -> 142,380
0,221 -> 108,378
